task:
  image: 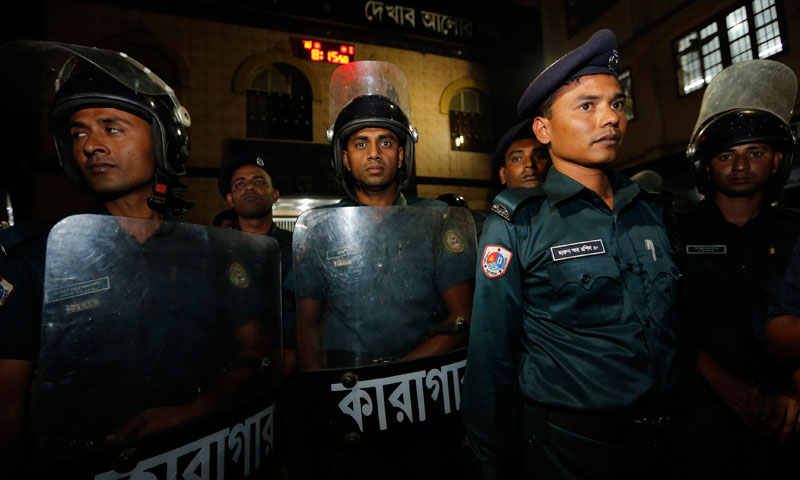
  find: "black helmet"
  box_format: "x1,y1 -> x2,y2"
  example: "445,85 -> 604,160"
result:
688,109 -> 795,196
686,59 -> 796,199
49,54 -> 192,214
435,193 -> 469,209
327,61 -> 417,202
329,95 -> 417,197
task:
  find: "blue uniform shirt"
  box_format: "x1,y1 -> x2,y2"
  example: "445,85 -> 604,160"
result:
679,203 -> 800,383
462,168 -> 680,461
758,236 -> 800,339
0,222 -> 52,360
293,194 -> 475,359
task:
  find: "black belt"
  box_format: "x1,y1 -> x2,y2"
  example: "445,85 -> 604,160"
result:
545,408 -> 673,448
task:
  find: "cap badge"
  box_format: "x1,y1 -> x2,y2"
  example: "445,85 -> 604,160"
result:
256,157 -> 265,167
608,49 -> 620,72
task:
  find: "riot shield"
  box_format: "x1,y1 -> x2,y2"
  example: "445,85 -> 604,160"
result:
31,214 -> 282,479
292,205 -> 476,478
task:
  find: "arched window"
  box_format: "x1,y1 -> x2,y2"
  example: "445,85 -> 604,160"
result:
449,89 -> 493,152
247,64 -> 312,140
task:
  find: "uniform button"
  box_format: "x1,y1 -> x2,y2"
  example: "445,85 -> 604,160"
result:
626,263 -> 634,272
528,435 -> 538,446
581,274 -> 591,283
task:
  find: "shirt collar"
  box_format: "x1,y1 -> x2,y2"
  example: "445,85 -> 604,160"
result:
344,191 -> 407,206
543,167 -> 641,210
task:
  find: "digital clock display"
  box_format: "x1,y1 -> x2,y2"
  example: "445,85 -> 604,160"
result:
298,39 -> 355,65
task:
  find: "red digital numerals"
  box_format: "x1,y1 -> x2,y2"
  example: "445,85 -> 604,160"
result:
302,39 -> 353,64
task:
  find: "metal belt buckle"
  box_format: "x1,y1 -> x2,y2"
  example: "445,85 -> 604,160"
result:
634,415 -> 671,448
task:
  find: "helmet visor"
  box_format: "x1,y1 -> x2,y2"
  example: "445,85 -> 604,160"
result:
0,40 -> 180,112
328,61 -> 411,128
693,59 -> 796,135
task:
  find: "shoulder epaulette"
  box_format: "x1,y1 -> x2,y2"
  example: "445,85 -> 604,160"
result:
0,222 -> 53,257
491,187 -> 545,222
636,187 -> 661,203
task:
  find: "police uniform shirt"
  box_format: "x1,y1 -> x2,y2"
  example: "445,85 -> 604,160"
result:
0,223 -> 51,360
679,202 -> 800,383
294,195 -> 475,359
758,235 -> 800,340
30,216 -> 273,443
462,167 -> 679,460
268,222 -> 297,349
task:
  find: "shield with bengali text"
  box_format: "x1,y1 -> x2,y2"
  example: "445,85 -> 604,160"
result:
292,206 -> 477,477
29,215 -> 283,479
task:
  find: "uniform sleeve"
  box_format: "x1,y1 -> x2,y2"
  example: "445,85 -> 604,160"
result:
756,237 -> 800,340
292,232 -> 327,301
461,214 -> 524,475
434,215 -> 477,292
0,249 -> 45,361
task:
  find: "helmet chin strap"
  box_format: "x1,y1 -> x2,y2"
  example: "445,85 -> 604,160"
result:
146,172 -> 193,215
146,172 -> 169,211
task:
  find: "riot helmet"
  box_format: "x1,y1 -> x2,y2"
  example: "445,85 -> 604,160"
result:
0,40 -> 193,214
687,59 -> 797,198
327,61 -> 418,202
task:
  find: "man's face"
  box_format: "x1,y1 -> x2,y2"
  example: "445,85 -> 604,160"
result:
533,74 -> 627,168
226,164 -> 279,219
70,107 -> 156,195
342,127 -> 403,192
500,137 -> 551,188
708,143 -> 781,198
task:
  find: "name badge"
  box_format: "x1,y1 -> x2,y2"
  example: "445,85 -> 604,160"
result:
327,245 -> 359,260
686,245 -> 727,254
550,239 -> 605,262
44,277 -> 110,303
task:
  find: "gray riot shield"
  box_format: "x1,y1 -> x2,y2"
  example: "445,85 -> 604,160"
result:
291,205 -> 476,478
32,215 -> 282,479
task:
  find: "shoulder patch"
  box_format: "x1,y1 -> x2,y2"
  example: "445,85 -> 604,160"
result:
482,245 -> 513,278
229,262 -> 250,288
443,229 -> 464,252
0,276 -> 15,308
492,187 -> 544,222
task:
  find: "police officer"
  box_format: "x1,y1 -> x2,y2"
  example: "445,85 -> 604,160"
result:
290,61 -> 476,480
493,118 -> 551,190
680,59 -> 800,478
0,41 -> 271,475
462,29 -> 680,478
295,60 -> 474,369
762,243 -> 800,362
218,152 -> 296,370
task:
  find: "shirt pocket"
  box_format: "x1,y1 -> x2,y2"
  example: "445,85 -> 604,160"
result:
546,255 -> 623,328
641,258 -> 680,322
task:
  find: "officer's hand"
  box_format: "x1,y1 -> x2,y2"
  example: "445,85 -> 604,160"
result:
713,376 -> 764,432
106,404 -> 205,442
760,393 -> 800,441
